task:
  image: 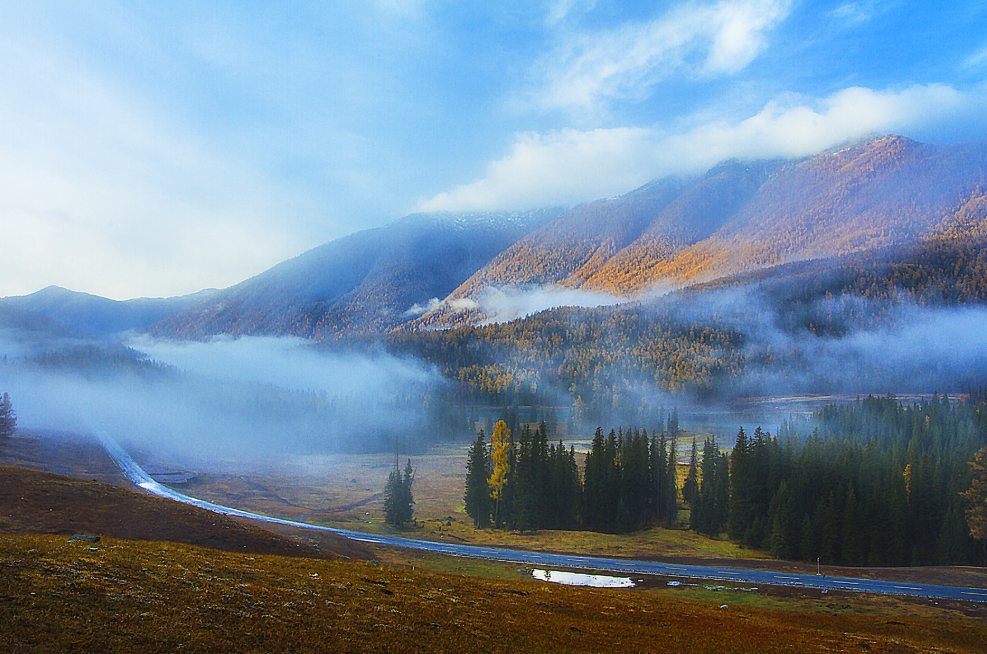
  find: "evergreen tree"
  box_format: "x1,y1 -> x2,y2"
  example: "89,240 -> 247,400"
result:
713,449 -> 731,534
664,436 -> 678,527
668,408 -> 679,434
384,459 -> 415,528
962,445 -> 987,561
683,438 -> 699,505
464,430 -> 492,528
583,427 -> 606,531
727,427 -> 749,540
0,392 -> 15,439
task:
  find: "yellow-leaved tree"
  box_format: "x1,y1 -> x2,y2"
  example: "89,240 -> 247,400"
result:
488,420 -> 512,527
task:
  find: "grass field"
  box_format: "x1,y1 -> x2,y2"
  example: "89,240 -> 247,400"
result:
148,440 -> 987,592
4,533 -> 987,653
3,428 -> 987,635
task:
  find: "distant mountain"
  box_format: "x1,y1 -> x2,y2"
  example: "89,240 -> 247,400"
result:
148,210 -> 562,339
416,136 -> 987,327
0,286 -> 216,338
0,303 -> 81,341
144,135 -> 987,339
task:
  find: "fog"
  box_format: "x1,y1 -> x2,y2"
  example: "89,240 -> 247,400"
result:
405,284 -> 628,323
475,285 -> 626,323
0,335 -> 450,470
2,282 -> 985,470
522,285 -> 987,443
684,287 -> 987,395
128,335 -> 436,396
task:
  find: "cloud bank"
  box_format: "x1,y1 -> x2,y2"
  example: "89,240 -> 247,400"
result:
419,83 -> 987,212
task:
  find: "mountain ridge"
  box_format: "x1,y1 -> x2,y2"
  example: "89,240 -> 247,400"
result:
412,135 -> 987,328
14,135 -> 985,341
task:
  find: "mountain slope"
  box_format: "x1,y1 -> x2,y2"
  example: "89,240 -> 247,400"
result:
416,136 -> 987,327
149,210 -> 561,339
1,286 -> 215,338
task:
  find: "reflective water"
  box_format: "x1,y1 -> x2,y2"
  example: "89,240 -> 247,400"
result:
531,569 -> 635,588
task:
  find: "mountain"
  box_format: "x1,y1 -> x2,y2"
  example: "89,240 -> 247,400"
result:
0,286 -> 216,338
145,135 -> 987,339
416,136 -> 987,327
0,303 -> 84,359
148,210 -> 561,339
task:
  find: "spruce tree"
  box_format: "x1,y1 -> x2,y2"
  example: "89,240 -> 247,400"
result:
0,392 -> 15,439
683,438 -> 699,505
464,430 -> 492,528
384,459 -> 415,529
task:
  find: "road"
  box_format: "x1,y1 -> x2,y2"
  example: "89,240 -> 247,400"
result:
92,427 -> 987,603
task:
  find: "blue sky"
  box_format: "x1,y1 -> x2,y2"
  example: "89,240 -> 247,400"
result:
2,0 -> 986,299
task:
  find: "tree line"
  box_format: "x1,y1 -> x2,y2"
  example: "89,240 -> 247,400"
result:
464,419 -> 684,534
720,394 -> 987,566
462,393 -> 987,567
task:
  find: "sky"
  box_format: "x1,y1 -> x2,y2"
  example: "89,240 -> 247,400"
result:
1,1 -> 986,300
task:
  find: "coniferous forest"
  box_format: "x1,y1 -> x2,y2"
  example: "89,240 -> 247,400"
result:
464,393 -> 987,567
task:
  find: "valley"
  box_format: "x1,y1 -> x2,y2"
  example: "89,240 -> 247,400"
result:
3,134 -> 987,652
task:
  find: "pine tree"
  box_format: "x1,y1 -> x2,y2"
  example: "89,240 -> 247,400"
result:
583,427 -> 606,531
384,459 -> 415,529
961,445 -> 987,561
464,430 -> 492,528
0,392 -> 15,439
728,427 -> 749,540
683,438 -> 699,505
664,436 -> 678,527
668,408 -> 679,434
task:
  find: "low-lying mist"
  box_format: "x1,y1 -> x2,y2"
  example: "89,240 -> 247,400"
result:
0,335 -> 453,471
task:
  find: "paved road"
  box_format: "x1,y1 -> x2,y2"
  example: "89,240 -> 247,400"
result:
93,427 -> 987,603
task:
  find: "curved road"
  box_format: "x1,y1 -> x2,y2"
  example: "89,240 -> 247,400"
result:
93,427 -> 987,603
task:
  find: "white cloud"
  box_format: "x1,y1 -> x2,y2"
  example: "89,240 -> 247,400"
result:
408,286 -> 622,323
829,2 -> 874,26
417,127 -> 666,212
545,0 -> 597,26
535,0 -> 792,113
476,285 -> 625,323
965,44 -> 987,70
419,83 -> 987,213
450,298 -> 480,311
402,297 -> 444,317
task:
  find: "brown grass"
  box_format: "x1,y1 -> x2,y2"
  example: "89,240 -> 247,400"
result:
3,533 -> 986,654
0,465 -> 370,561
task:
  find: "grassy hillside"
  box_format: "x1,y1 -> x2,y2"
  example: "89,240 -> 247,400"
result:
0,465 -> 367,560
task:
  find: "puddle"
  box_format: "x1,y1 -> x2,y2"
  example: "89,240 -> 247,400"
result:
531,569 -> 636,588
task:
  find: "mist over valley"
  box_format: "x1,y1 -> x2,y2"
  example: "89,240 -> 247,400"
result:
3,135 -> 987,466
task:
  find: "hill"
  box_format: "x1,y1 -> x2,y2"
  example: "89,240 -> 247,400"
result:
0,465 -> 368,560
0,286 -> 216,338
149,209 -> 560,339
116,135 -> 987,339
417,136 -> 987,327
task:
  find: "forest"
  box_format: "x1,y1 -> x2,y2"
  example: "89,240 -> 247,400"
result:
464,393 -> 987,567
387,233 -> 987,421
